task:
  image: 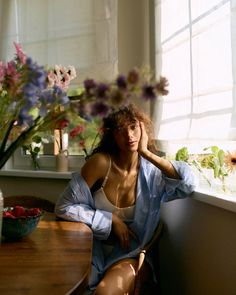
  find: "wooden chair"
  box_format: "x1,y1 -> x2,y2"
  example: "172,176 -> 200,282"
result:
134,221 -> 164,295
4,195 -> 55,213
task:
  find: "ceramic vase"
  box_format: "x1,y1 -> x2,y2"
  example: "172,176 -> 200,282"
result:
56,150 -> 68,172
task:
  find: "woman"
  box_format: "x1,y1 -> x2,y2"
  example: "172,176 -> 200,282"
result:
55,103 -> 197,294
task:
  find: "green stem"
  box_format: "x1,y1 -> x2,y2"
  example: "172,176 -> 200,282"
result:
90,132 -> 99,152
0,118 -> 40,169
0,120 -> 15,154
192,160 -> 211,187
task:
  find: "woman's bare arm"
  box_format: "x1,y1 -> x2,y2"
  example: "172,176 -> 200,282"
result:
138,122 -> 180,179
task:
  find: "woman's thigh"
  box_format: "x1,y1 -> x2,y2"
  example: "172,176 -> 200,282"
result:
94,258 -> 138,295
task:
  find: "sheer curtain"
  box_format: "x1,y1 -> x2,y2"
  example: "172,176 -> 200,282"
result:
0,0 -> 117,169
154,0 -> 236,152
0,0 -> 118,86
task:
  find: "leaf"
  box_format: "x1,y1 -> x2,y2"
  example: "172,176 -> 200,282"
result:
33,146 -> 41,153
175,147 -> 189,162
210,145 -> 219,155
32,135 -> 42,144
214,165 -> 220,178
218,149 -> 225,167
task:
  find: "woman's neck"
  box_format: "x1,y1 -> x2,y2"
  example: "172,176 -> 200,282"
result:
113,152 -> 139,172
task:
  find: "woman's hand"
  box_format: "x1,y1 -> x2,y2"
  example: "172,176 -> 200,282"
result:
112,213 -> 137,250
138,122 -> 149,157
138,122 -> 180,179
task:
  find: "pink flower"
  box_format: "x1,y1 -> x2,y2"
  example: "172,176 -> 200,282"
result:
0,61 -> 5,80
14,42 -> 27,64
69,125 -> 85,138
47,65 -> 77,91
79,139 -> 86,149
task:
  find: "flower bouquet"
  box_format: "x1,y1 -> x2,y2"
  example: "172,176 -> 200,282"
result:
0,43 -> 76,169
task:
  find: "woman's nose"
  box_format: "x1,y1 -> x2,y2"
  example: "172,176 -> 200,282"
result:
124,127 -> 133,138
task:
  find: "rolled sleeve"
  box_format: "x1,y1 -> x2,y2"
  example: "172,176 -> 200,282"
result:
92,209 -> 112,240
162,160 -> 198,202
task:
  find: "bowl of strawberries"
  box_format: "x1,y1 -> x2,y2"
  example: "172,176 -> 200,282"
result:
2,206 -> 42,241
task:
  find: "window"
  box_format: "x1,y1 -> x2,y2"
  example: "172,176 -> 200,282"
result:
0,0 -> 117,170
154,0 -> 236,154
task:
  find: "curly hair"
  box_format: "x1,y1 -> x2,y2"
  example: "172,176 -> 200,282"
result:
92,103 -> 157,155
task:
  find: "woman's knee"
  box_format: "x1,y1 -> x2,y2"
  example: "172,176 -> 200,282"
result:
94,259 -> 137,295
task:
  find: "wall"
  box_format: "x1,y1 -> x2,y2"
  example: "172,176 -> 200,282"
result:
117,0 -> 154,73
158,197 -> 236,295
0,175 -> 68,203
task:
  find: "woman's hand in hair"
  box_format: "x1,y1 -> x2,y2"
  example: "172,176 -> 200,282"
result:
138,122 -> 149,157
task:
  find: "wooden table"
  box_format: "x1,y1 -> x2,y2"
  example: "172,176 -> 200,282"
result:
0,213 -> 93,295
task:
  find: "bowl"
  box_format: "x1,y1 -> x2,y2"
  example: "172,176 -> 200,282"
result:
2,206 -> 42,241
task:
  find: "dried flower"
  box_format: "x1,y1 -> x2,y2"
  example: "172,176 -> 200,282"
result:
224,150 -> 236,172
67,66 -> 169,157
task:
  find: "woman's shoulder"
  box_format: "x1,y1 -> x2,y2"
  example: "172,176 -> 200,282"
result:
86,152 -> 110,166
81,152 -> 110,182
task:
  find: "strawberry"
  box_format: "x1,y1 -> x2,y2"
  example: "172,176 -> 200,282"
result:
12,205 -> 26,217
26,208 -> 41,216
3,211 -> 16,218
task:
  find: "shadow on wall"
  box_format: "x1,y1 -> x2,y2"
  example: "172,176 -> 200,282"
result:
158,197 -> 236,295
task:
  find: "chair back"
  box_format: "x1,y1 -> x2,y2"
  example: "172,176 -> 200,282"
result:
134,221 -> 164,295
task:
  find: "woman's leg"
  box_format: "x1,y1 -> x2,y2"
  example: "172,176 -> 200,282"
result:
94,258 -> 151,295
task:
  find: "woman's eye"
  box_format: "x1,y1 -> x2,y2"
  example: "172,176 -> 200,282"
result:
131,124 -> 138,130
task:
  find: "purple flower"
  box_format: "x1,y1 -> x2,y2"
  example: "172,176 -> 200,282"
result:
96,83 -> 109,99
39,105 -> 48,117
142,84 -> 156,100
40,89 -> 56,104
91,101 -> 110,117
23,83 -> 38,98
53,85 -> 69,105
116,75 -> 127,89
84,79 -> 96,94
17,108 -> 34,126
25,58 -> 47,89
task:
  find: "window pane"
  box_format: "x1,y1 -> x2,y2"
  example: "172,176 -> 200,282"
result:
162,34 -> 191,98
161,0 -> 189,41
191,0 -> 229,20
192,3 -> 232,94
158,118 -> 191,139
190,113 -> 232,139
162,98 -> 192,120
193,91 -> 233,113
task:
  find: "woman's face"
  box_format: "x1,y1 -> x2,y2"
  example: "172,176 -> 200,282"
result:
113,120 -> 141,152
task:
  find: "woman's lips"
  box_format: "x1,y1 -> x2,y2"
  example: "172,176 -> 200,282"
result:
127,141 -> 137,146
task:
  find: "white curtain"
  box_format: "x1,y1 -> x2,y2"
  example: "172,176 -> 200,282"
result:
0,0 -> 118,86
154,0 -> 236,146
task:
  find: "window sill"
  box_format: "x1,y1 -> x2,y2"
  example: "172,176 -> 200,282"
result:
0,169 -> 72,180
192,186 -> 236,214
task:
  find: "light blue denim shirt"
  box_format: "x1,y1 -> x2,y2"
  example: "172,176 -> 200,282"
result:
55,157 -> 197,290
